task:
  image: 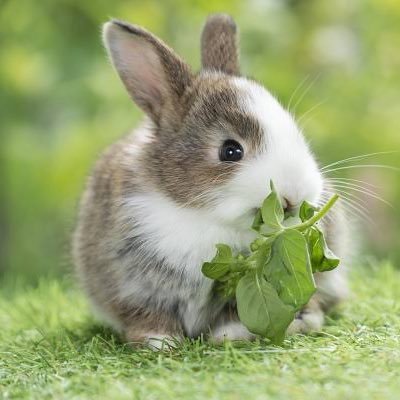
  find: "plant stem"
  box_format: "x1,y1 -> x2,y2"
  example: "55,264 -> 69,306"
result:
290,194 -> 339,232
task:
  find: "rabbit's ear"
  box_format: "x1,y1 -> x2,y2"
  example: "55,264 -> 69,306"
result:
103,20 -> 192,125
201,14 -> 239,75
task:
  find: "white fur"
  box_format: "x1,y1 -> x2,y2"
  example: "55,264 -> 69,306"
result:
117,191 -> 256,335
121,192 -> 257,284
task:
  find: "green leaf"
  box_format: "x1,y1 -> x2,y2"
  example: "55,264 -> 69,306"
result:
299,201 -> 318,222
202,262 -> 231,280
201,182 -> 341,343
236,271 -> 295,344
215,270 -> 243,298
202,244 -> 251,295
250,237 -> 265,252
308,227 -> 340,272
201,244 -> 235,280
260,181 -> 284,231
251,209 -> 263,232
265,230 -> 316,311
248,238 -> 273,270
213,244 -> 233,263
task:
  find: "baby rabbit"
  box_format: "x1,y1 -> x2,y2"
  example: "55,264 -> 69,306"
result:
73,14 -> 349,348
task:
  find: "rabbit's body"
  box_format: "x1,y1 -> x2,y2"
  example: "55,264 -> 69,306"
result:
74,122 -> 255,342
73,15 -> 349,347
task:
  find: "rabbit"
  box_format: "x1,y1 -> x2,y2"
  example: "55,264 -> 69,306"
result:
73,14 -> 349,349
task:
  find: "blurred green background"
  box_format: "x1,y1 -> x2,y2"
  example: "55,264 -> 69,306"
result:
1,0 -> 399,285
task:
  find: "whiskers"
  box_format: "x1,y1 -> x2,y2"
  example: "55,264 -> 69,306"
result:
288,73 -> 322,115
320,151 -> 397,172
286,74 -> 327,130
286,76 -> 397,229
320,187 -> 374,226
320,151 -> 399,226
297,99 -> 326,127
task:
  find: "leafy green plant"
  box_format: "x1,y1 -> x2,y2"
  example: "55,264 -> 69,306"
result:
202,182 -> 340,344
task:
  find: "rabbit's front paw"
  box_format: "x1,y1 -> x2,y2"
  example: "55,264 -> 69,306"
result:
209,321 -> 256,343
286,299 -> 324,335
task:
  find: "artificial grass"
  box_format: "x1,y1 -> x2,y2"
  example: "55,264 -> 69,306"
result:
0,262 -> 399,400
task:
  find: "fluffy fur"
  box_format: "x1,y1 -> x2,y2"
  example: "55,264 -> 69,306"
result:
73,14 -> 349,346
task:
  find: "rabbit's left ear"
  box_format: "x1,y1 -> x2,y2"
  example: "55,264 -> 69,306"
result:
103,20 -> 193,125
201,14 -> 239,75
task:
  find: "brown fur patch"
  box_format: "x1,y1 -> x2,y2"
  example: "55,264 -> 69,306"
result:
201,14 -> 239,75
119,306 -> 183,344
138,73 -> 264,207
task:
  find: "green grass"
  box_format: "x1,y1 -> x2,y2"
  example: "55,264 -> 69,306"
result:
1,262 -> 399,400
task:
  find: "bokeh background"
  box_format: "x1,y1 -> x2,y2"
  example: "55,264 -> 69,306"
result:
1,0 -> 399,285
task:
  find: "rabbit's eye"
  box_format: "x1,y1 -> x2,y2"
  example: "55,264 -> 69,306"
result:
219,140 -> 244,162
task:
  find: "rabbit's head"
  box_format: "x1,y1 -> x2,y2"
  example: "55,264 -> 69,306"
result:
103,15 -> 322,227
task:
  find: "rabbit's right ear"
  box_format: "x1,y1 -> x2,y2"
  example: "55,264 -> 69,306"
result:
103,20 -> 193,125
201,14 -> 239,75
